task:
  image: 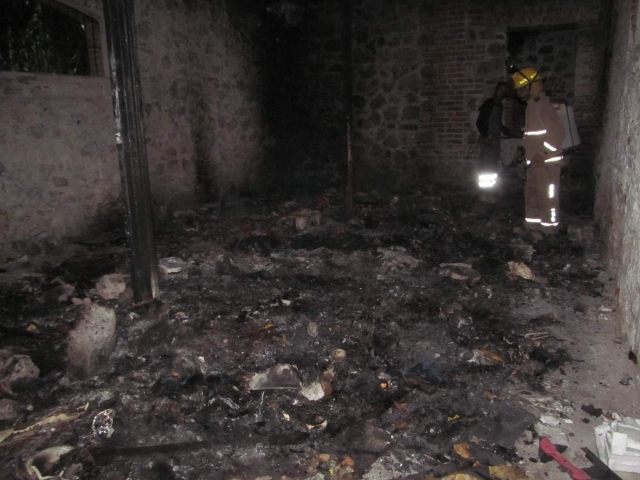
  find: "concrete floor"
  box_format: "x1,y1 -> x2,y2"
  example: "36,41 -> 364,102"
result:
514,272 -> 640,480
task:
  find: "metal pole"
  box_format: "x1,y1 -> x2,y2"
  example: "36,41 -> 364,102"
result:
103,0 -> 158,303
343,0 -> 354,216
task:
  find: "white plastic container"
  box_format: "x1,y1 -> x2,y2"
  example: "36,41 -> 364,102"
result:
595,414 -> 640,473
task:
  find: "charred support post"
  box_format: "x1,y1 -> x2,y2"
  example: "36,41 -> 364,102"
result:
103,0 -> 158,303
343,0 -> 354,216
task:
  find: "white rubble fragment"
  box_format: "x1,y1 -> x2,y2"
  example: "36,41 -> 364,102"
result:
249,364 -> 301,391
362,453 -> 419,480
159,257 -> 186,274
300,381 -> 326,401
537,422 -> 569,447
95,274 -> 126,300
290,209 -> 321,232
307,322 -> 319,338
595,414 -> 640,473
26,446 -> 75,480
540,414 -> 562,426
67,304 -> 117,378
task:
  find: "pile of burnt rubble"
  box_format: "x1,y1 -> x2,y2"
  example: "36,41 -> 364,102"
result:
0,190 -> 603,479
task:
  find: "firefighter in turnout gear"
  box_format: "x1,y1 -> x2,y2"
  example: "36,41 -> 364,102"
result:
512,67 -> 565,233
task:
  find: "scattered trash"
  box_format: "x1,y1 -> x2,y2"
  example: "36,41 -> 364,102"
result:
307,321 -> 319,338
454,443 -> 474,460
378,247 -> 420,269
469,402 -> 537,448
0,191 -> 616,475
443,474 -> 479,480
331,349 -> 347,363
362,452 -> 419,480
92,409 -> 116,438
620,376 -> 633,386
0,352 -> 40,392
300,381 -> 327,402
507,262 -> 536,281
336,424 -> 391,454
95,273 -> 127,300
439,262 -> 480,282
537,421 -> 569,448
25,445 -> 76,480
306,417 -> 328,432
403,358 -> 446,385
595,414 -> 640,473
248,364 -> 301,391
468,349 -> 504,366
290,209 -> 321,232
158,257 -> 187,274
540,437 -> 590,480
525,331 -> 549,340
490,464 -> 533,480
582,404 -> 604,418
540,415 -> 562,427
0,404 -> 88,445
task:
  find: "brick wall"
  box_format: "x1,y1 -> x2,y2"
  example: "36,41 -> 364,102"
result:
351,0 -> 423,193
0,0 -> 265,258
417,0 -> 607,188
290,0 -> 609,192
595,0 -> 640,353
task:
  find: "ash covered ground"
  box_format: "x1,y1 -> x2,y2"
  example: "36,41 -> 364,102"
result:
0,189 -> 604,480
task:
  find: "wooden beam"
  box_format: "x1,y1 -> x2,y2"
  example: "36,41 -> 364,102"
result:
103,0 -> 158,303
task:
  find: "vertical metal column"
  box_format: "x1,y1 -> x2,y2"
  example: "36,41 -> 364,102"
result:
343,0 -> 354,216
103,0 -> 158,303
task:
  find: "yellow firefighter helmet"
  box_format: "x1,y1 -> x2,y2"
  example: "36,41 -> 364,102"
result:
512,67 -> 544,89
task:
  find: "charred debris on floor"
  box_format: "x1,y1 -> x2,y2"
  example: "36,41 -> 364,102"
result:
0,191 -> 603,479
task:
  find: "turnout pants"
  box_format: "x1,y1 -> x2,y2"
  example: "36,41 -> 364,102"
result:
524,160 -> 560,233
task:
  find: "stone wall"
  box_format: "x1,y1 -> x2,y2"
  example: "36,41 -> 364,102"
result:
352,0 -> 423,193
595,0 -> 640,353
287,0 -> 609,192
0,72 -> 119,257
136,0 -> 264,204
0,0 -> 264,257
261,1 -> 345,195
